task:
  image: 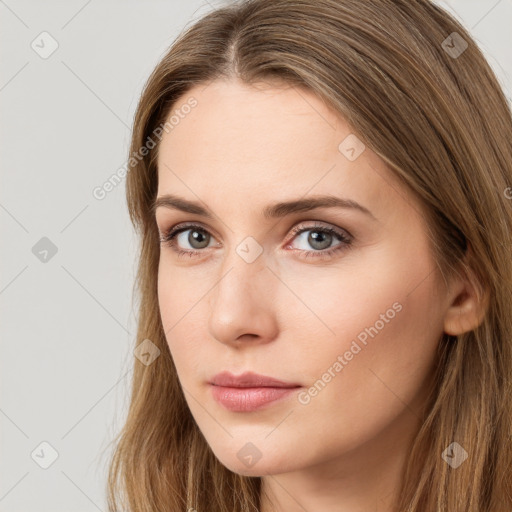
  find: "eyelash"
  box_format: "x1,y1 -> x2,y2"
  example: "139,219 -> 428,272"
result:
159,221 -> 353,261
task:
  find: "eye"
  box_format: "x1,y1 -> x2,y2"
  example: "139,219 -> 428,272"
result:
159,221 -> 353,260
159,223 -> 218,257
285,221 -> 352,260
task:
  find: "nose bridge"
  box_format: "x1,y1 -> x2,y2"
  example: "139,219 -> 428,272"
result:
207,236 -> 277,343
215,235 -> 268,302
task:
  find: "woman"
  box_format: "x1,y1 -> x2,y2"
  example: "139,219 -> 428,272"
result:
106,0 -> 512,510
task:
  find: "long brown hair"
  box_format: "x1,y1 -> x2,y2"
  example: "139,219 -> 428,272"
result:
106,1 -> 512,510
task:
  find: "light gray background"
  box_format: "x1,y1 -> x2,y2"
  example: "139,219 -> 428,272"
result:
1,1 -> 510,510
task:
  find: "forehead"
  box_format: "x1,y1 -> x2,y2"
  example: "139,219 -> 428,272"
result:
155,79 -> 409,224
158,79 -> 341,165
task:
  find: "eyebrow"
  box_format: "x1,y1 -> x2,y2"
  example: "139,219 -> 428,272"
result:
151,193 -> 376,221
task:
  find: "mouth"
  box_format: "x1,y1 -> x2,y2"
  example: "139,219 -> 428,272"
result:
208,371 -> 302,412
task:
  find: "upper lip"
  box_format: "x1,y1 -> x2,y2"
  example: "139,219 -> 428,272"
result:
209,371 -> 301,388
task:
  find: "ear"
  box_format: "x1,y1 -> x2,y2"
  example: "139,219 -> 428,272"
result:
443,243 -> 490,336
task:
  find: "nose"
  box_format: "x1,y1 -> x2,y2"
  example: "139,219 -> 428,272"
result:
207,249 -> 279,348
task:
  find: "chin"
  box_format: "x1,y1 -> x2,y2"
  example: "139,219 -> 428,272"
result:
223,461 -> 282,477
211,447 -> 298,477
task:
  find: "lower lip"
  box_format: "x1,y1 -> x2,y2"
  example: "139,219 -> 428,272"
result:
210,385 -> 299,412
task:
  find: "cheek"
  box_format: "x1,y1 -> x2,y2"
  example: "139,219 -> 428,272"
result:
157,261 -> 199,330
157,267 -> 204,379
297,301 -> 440,458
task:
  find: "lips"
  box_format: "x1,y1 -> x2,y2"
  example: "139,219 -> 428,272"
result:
208,371 -> 302,412
209,371 -> 301,388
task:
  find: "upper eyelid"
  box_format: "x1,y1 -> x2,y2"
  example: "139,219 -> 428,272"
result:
161,220 -> 351,243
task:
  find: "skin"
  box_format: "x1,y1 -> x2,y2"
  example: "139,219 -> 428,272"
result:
154,78 -> 485,511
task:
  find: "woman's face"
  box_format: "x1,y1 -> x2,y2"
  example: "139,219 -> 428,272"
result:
155,78 -> 448,478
